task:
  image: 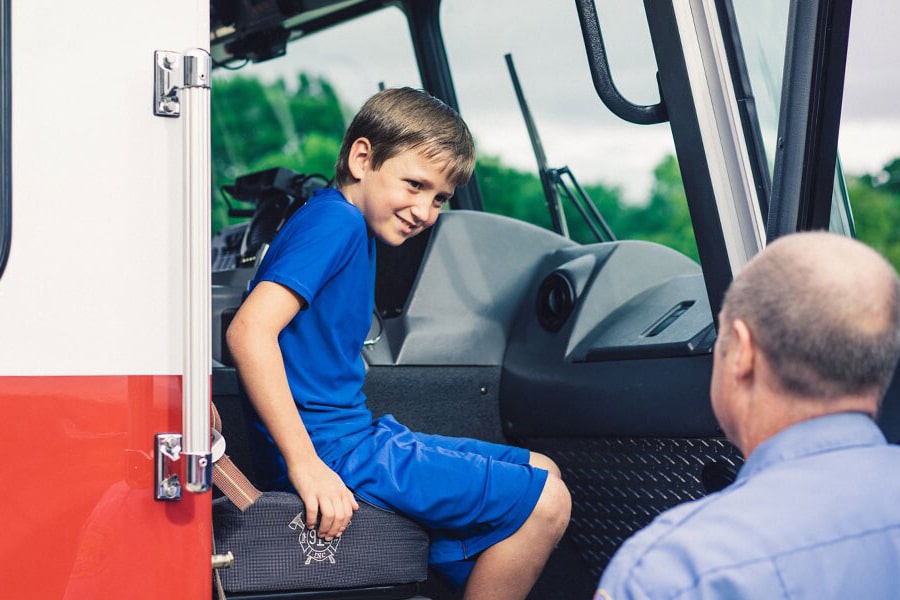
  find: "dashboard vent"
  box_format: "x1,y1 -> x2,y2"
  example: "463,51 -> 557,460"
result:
536,271 -> 575,332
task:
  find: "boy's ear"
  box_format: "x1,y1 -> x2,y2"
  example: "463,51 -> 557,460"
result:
347,137 -> 373,180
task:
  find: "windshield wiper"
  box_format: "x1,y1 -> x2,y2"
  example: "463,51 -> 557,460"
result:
505,53 -> 615,243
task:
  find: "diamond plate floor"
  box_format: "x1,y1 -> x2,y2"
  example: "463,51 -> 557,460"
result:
529,437 -> 743,581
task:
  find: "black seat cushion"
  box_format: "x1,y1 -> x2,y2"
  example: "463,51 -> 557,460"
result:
213,492 -> 429,593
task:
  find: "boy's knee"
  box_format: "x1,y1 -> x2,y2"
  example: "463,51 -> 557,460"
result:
530,475 -> 571,540
529,451 -> 562,479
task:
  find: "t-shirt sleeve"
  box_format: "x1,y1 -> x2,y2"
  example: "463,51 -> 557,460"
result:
254,201 -> 367,306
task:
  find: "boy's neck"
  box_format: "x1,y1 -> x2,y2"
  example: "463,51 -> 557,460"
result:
336,182 -> 360,210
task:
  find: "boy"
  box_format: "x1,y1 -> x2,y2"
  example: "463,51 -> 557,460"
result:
227,87 -> 570,599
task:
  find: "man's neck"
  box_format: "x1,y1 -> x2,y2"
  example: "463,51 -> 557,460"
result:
739,392 -> 878,458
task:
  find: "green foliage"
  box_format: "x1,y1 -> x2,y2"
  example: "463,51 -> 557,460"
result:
628,155 -> 698,261
478,153 -> 699,261
476,156 -> 553,231
211,73 -> 346,234
212,76 -> 284,169
288,74 -> 347,140
210,71 -> 899,274
211,72 -> 702,258
848,161 -> 900,271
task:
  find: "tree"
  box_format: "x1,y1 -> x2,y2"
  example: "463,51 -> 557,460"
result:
210,72 -> 896,273
476,155 -> 553,231
848,162 -> 900,271
211,73 -> 347,234
623,154 -> 698,261
478,152 -> 699,260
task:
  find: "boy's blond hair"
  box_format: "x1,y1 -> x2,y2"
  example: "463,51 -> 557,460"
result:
334,87 -> 475,189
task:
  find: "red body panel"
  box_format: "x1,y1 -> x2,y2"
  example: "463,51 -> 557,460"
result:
0,376 -> 211,599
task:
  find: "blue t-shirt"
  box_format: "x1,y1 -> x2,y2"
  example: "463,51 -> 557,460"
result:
246,187 -> 376,487
595,412 -> 900,599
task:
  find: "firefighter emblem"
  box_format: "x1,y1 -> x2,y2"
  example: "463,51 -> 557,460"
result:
289,513 -> 342,565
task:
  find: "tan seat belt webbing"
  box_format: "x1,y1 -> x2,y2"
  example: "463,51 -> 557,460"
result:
211,403 -> 262,511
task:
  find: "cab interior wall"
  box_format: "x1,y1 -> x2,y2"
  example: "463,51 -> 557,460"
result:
361,209 -> 723,441
363,211 -> 575,442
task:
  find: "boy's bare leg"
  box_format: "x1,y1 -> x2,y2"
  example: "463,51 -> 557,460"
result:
463,454 -> 571,600
527,451 -> 561,478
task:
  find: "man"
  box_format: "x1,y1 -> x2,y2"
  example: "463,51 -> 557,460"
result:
596,232 -> 900,599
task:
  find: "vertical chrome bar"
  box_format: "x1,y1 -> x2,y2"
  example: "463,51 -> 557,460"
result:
672,0 -> 766,274
181,49 -> 212,493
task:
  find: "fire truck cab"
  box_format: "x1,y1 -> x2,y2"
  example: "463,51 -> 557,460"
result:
1,1 -> 896,599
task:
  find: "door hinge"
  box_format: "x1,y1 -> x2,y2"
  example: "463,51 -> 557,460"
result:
153,49 -> 210,118
155,433 -> 183,501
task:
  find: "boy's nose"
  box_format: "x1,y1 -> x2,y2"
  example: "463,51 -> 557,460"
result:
409,200 -> 433,225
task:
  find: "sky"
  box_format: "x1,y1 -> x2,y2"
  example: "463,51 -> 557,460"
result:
837,0 -> 900,175
225,0 -> 900,203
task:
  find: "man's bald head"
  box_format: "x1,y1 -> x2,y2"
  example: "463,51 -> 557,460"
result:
721,232 -> 900,400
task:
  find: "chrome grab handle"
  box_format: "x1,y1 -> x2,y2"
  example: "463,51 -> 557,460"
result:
181,49 -> 212,493
153,49 -> 212,496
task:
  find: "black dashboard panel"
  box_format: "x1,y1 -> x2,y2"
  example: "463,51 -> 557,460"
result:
501,241 -> 722,439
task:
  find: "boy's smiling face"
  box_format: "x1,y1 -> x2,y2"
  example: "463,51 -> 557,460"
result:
342,138 -> 455,246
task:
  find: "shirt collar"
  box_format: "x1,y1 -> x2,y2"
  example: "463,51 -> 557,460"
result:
736,412 -> 886,482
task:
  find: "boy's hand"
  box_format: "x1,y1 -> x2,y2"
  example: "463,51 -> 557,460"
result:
289,458 -> 359,541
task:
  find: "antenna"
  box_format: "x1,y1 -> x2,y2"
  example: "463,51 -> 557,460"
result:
505,53 -> 615,243
505,53 -> 569,238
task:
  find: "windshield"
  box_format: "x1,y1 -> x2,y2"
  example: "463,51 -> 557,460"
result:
730,0 -> 852,236
211,6 -> 421,236
441,0 -> 699,259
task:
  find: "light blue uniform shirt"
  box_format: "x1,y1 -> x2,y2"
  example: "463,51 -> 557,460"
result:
596,413 -> 900,599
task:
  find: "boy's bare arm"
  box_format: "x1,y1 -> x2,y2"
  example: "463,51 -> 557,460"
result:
226,281 -> 359,540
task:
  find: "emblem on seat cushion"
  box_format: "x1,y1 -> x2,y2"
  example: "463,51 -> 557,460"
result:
289,513 -> 342,565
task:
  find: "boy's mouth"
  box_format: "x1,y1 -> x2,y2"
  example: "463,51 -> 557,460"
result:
396,214 -> 417,234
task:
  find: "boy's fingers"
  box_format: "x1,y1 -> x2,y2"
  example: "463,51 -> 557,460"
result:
319,498 -> 336,539
305,497 -> 319,530
336,496 -> 353,536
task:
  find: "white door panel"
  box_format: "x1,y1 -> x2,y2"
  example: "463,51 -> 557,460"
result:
1,0 -> 208,375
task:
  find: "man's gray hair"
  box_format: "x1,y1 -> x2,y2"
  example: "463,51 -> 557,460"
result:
721,233 -> 900,399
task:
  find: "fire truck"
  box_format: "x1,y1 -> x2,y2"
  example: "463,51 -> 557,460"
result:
1,1 -> 896,598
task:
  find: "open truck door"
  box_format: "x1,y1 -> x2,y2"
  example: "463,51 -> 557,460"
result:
0,2 -> 214,598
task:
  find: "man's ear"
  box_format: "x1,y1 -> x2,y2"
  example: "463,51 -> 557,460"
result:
730,319 -> 756,381
347,137 -> 372,181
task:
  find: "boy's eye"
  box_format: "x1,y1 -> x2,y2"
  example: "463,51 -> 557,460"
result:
406,180 -> 422,190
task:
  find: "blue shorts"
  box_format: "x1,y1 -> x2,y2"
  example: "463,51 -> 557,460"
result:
323,414 -> 548,587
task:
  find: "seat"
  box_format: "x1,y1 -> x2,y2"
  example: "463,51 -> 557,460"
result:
211,381 -> 430,600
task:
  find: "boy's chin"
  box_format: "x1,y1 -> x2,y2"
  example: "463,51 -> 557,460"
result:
377,231 -> 420,247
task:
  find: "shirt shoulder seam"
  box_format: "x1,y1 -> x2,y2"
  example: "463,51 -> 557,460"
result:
665,522 -> 900,597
